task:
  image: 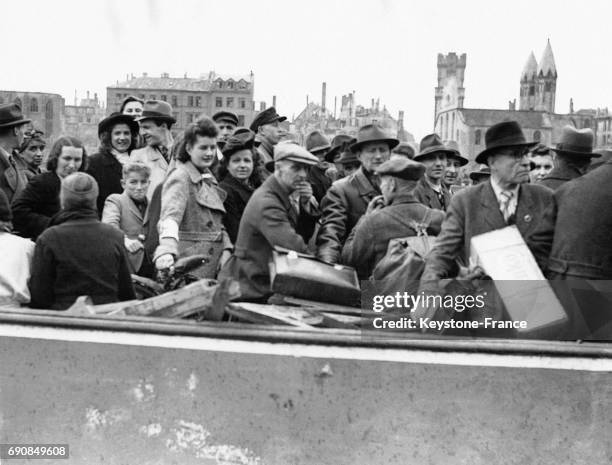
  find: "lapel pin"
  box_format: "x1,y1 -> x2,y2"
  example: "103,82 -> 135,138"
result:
524,214 -> 532,223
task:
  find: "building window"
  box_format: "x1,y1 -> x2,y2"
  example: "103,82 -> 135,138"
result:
215,97 -> 222,108
226,97 -> 234,108
239,98 -> 246,109
544,82 -> 552,92
150,95 -> 156,100
227,81 -> 234,89
30,98 -> 39,112
161,95 -> 167,102
583,119 -> 590,128
529,86 -> 535,96
187,113 -> 195,123
195,96 -> 201,107
238,115 -> 245,126
171,95 -> 178,107
187,96 -> 194,107
475,129 -> 482,145
116,92 -> 123,101
533,130 -> 541,142
0,96 -> 3,104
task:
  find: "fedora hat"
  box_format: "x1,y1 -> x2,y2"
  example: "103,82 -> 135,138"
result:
0,103 -> 31,129
469,165 -> 491,182
325,135 -> 355,162
551,125 -> 598,158
98,112 -> 139,137
135,100 -> 176,125
443,140 -> 469,166
414,134 -> 456,161
391,142 -> 416,159
249,106 -> 286,132
475,121 -> 538,164
222,129 -> 256,158
305,130 -> 331,154
349,124 -> 399,153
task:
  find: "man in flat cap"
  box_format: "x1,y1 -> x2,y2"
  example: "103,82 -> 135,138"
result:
412,134 -> 453,211
219,142 -> 320,302
249,106 -> 286,179
540,126 -> 599,190
130,100 -> 176,200
342,158 -> 444,279
212,111 -> 239,149
420,121 -> 555,285
316,124 -> 399,264
0,103 -> 30,202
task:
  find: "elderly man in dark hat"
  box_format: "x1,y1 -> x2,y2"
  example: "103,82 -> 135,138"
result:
342,157 -> 444,279
212,111 -> 239,148
442,140 -> 468,193
316,124 -> 399,264
412,134 -> 453,211
249,106 -> 287,179
420,121 -> 555,284
29,172 -> 135,310
540,126 -> 598,190
0,103 -> 31,202
219,142 -> 320,302
131,100 -> 177,199
305,130 -> 337,202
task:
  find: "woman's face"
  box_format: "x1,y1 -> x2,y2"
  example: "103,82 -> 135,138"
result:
187,135 -> 217,171
227,149 -> 254,181
110,123 -> 132,153
21,140 -> 45,167
123,101 -> 143,118
56,146 -> 84,178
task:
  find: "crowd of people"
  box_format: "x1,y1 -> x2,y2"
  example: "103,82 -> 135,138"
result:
0,97 -> 610,330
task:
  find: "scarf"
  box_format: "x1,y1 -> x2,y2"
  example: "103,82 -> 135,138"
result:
110,148 -> 131,166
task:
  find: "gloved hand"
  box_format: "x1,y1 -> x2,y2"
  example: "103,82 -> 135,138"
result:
124,237 -> 144,254
155,253 -> 175,270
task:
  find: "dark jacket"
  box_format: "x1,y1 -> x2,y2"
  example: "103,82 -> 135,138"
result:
143,182 -> 163,263
11,171 -> 61,240
219,175 -> 255,244
13,153 -> 42,182
87,149 -> 123,216
412,176 -> 452,211
342,192 -> 445,279
0,147 -> 27,203
316,167 -> 379,264
29,209 -> 136,310
548,160 -> 612,279
421,181 -> 556,281
219,175 -> 319,301
307,164 -> 332,203
539,165 -> 582,191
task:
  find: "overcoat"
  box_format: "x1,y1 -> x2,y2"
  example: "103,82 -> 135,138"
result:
87,149 -> 123,216
421,181 -> 556,281
219,175 -> 319,302
316,166 -> 379,264
0,147 -> 26,203
218,174 -> 254,244
11,171 -> 61,240
539,165 -> 582,191
412,176 -> 452,211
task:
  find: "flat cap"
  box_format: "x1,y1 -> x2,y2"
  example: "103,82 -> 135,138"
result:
213,111 -> 239,126
391,142 -> 416,159
375,157 -> 426,181
273,141 -> 319,166
249,106 -> 286,132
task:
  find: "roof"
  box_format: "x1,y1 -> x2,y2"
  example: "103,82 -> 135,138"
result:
109,73 -> 252,91
457,108 -> 551,129
521,52 -> 538,81
538,40 -> 557,77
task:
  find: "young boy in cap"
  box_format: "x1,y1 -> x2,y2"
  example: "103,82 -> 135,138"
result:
249,107 -> 286,179
212,111 -> 239,148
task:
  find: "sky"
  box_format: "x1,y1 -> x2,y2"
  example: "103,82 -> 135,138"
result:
2,0 -> 612,140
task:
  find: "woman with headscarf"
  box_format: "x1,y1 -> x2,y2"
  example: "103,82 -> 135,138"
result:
14,129 -> 46,181
154,117 -> 233,279
11,136 -> 87,240
87,113 -> 140,215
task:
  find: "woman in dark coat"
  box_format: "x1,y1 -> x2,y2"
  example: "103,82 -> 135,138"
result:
86,113 -> 139,216
217,129 -> 262,243
11,137 -> 87,240
14,129 -> 46,181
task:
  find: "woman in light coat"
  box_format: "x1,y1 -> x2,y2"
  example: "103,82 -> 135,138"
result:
154,117 -> 232,279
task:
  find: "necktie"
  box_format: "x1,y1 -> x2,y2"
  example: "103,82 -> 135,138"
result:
500,190 -> 514,223
159,146 -> 169,163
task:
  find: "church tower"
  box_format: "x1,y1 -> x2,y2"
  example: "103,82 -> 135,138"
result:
434,52 -> 466,119
535,40 -> 557,113
519,51 -> 538,110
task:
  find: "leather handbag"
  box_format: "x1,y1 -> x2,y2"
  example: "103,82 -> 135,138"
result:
269,246 -> 361,306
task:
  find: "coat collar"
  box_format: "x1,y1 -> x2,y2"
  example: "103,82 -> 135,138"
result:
480,180 -> 535,229
180,160 -> 218,186
263,174 -> 298,224
389,191 -> 421,206
220,175 -> 254,204
543,165 -> 582,182
121,192 -> 145,221
100,149 -> 123,167
351,166 -> 379,198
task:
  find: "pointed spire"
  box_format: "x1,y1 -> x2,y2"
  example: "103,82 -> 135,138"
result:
521,51 -> 538,81
538,39 -> 557,77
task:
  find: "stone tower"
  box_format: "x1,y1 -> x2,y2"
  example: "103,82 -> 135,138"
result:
519,51 -> 538,110
535,39 -> 557,113
434,53 -> 466,119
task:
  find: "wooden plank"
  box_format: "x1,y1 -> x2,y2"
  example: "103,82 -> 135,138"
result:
226,303 -> 319,328
281,296 -> 377,316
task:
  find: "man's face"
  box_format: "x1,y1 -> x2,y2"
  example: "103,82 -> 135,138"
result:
122,171 -> 150,202
275,160 -> 310,191
420,152 -> 447,182
444,158 -> 462,186
259,121 -> 284,145
357,142 -> 390,172
123,101 -> 143,119
140,120 -> 166,147
111,123 -> 132,153
530,154 -> 554,182
216,121 -> 236,141
489,147 -> 531,187
13,124 -> 28,148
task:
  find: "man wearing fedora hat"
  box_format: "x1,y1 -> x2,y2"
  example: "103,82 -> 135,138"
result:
0,103 -> 31,202
305,130 -> 336,202
219,142 -> 320,302
442,140 -> 469,194
540,126 -> 599,190
420,121 -> 556,285
316,124 -> 399,264
412,134 -> 454,211
342,157 -> 444,279
249,106 -> 287,179
130,100 -> 177,200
